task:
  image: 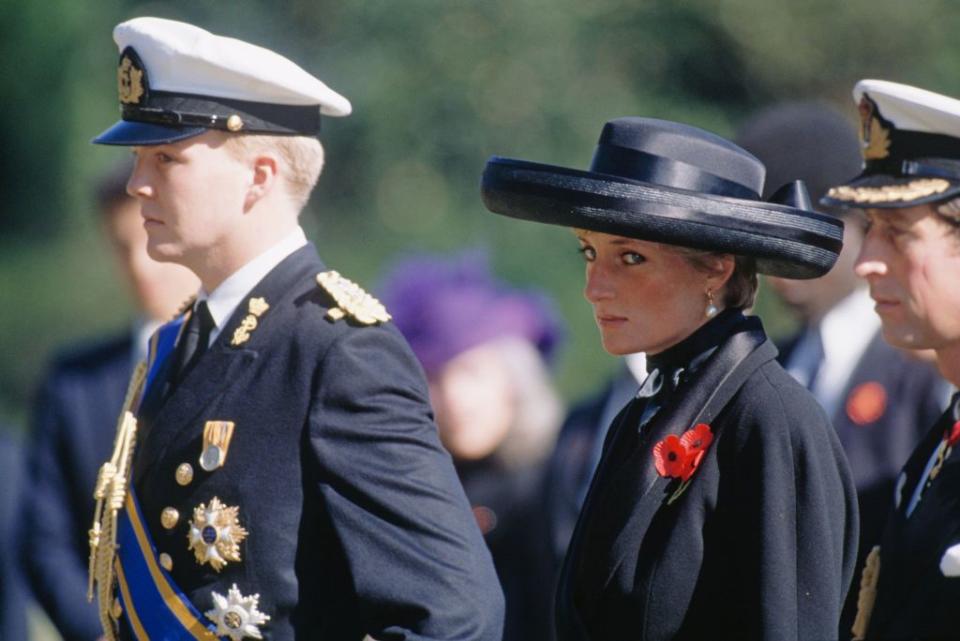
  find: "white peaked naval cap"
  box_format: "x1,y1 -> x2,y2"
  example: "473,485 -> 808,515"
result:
94,17 -> 351,146
823,79 -> 960,209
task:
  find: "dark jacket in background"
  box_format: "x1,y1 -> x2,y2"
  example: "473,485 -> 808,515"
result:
0,430 -> 29,641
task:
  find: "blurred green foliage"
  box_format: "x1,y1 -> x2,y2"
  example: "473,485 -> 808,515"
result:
3,0 -> 960,431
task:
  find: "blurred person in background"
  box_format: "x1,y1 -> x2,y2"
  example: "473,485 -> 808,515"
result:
380,250 -> 564,641
735,102 -> 951,638
822,79 -> 960,641
482,116 -> 858,640
23,161 -> 199,641
0,426 -> 28,641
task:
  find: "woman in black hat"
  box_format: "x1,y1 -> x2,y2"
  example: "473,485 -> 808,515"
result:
482,117 -> 859,641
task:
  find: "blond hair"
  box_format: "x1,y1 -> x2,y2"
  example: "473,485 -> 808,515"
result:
224,134 -> 325,211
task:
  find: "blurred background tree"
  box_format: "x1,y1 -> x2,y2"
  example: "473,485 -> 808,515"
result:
2,0 -> 960,436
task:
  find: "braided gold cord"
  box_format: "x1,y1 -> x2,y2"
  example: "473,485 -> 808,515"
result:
87,361 -> 146,640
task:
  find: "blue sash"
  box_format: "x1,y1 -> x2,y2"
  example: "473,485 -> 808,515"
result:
140,316 -> 186,407
115,489 -> 221,640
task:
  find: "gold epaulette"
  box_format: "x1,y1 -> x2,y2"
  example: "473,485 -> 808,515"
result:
316,270 -> 391,326
851,545 -> 881,641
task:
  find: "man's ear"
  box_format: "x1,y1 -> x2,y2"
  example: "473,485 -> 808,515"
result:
244,153 -> 279,212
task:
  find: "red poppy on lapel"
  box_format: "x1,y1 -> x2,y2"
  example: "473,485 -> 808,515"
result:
845,381 -> 887,426
947,421 -> 960,448
654,435 -> 690,479
654,423 -> 715,503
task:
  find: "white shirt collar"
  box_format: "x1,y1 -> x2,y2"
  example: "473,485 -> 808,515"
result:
811,286 -> 881,417
196,226 -> 308,343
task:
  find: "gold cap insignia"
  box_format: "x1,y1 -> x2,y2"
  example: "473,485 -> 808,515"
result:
317,271 -> 392,326
200,420 -> 235,472
206,584 -> 271,641
118,55 -> 145,105
187,497 -> 248,572
231,297 -> 270,346
858,95 -> 891,161
826,178 -> 950,204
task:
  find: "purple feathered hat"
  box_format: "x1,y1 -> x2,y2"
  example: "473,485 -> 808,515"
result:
378,250 -> 564,376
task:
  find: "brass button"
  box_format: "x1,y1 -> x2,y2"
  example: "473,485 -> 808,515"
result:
159,553 -> 173,571
160,507 -> 180,530
175,463 -> 194,486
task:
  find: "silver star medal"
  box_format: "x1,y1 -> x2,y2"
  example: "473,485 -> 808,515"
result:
206,584 -> 270,640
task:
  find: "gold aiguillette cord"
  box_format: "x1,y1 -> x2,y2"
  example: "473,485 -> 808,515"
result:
87,361 -> 146,641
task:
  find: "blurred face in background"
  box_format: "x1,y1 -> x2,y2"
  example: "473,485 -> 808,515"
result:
429,342 -> 515,462
577,230 -> 732,356
767,214 -> 865,323
102,198 -> 199,322
855,204 -> 960,352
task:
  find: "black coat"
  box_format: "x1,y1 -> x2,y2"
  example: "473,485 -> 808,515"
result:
122,244 -> 504,640
557,314 -> 859,641
865,394 -> 960,640
25,333 -> 132,641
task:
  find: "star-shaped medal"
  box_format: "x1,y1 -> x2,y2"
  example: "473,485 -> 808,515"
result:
205,584 -> 270,640
187,497 -> 248,572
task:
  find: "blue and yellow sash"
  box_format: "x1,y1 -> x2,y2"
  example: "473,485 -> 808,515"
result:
115,489 -> 220,640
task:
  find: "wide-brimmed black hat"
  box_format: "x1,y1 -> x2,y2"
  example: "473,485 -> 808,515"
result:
481,117 -> 843,279
822,80 -> 960,209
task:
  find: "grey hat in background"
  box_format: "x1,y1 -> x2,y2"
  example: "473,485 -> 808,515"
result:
734,101 -> 862,207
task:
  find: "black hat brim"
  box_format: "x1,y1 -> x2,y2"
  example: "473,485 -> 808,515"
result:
481,157 -> 843,279
92,120 -> 207,146
821,172 -> 960,209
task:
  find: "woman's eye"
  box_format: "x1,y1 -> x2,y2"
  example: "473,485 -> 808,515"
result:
156,152 -> 174,163
622,252 -> 645,265
578,246 -> 596,261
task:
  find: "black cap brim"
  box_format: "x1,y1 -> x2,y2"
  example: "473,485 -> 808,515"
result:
821,172 -> 960,209
92,120 -> 207,146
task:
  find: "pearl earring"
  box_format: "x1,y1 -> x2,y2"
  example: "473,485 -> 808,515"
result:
705,290 -> 719,319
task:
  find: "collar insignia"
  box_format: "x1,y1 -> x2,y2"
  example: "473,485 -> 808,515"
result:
858,95 -> 892,160
187,497 -> 248,572
317,271 -> 391,325
206,584 -> 271,641
117,53 -> 145,105
231,297 -> 270,346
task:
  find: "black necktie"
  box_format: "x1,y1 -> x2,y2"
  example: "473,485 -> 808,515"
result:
170,300 -> 215,387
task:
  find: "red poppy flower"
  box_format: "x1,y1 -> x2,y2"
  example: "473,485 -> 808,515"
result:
681,423 -> 714,452
947,421 -> 960,448
680,449 -> 706,482
653,434 -> 690,479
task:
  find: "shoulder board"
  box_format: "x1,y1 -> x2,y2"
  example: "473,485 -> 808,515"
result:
316,271 -> 391,326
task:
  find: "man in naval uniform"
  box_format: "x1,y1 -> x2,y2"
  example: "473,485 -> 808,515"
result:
86,17 -> 504,641
822,79 -> 960,641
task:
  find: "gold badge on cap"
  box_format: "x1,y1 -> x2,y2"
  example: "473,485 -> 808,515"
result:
231,297 -> 270,346
316,271 -> 391,326
187,497 -> 248,572
858,95 -> 891,160
118,55 -> 145,105
206,584 -> 271,641
200,420 -> 235,472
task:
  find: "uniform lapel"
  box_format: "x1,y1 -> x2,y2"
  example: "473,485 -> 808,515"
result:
572,323 -> 773,621
133,244 -> 324,484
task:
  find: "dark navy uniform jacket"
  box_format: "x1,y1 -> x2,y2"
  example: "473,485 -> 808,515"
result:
556,311 -> 859,641
865,393 -> 960,640
26,333 -> 133,641
123,244 -> 504,641
780,330 -> 947,637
